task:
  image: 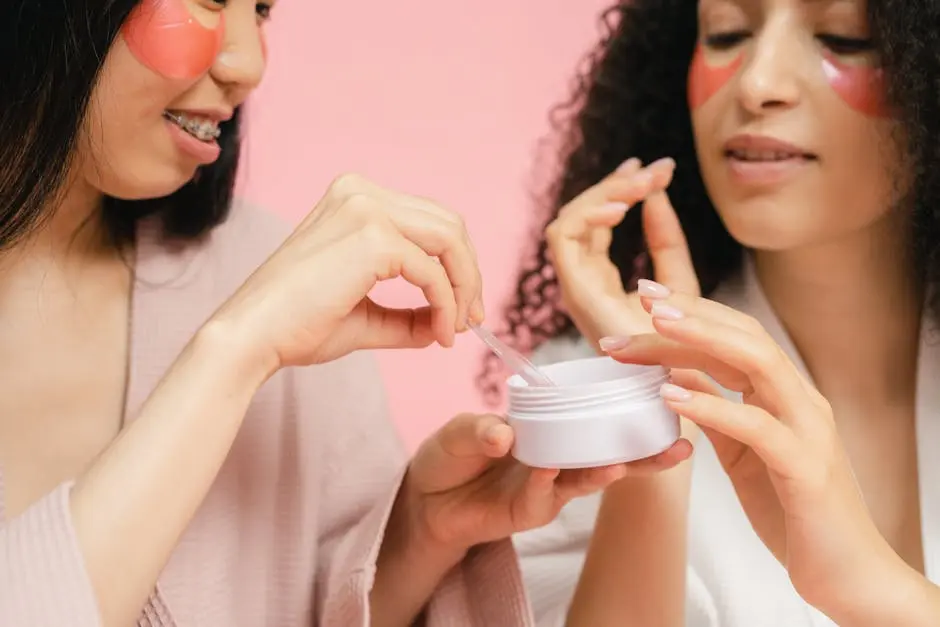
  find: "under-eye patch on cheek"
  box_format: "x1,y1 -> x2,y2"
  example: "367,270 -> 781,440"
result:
688,44 -> 744,109
821,53 -> 888,118
122,0 -> 225,80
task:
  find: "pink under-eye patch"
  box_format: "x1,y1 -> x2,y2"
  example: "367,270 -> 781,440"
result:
821,53 -> 888,118
688,44 -> 743,109
122,0 -> 225,80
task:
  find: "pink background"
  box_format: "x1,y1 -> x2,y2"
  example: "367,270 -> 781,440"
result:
238,1 -> 610,449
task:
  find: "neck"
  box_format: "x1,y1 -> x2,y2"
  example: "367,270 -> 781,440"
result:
752,209 -> 922,411
0,175 -> 117,274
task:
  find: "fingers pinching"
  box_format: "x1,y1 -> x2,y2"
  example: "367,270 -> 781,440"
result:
318,173 -> 484,333
549,158 -> 675,243
369,231 -> 458,347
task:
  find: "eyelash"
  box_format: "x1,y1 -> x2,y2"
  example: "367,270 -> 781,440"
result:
208,0 -> 273,21
256,2 -> 272,20
703,31 -> 874,55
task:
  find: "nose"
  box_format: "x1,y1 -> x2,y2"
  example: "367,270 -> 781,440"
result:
735,23 -> 802,115
210,11 -> 266,104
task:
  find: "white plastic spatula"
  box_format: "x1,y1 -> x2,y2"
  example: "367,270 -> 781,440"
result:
470,323 -> 556,387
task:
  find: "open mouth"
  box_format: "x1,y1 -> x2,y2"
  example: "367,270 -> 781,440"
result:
724,149 -> 817,163
163,110 -> 221,143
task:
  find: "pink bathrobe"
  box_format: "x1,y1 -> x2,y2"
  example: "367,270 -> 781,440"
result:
0,202 -> 533,626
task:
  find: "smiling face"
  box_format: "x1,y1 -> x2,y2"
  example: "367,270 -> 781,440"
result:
689,0 -> 903,252
76,0 -> 273,201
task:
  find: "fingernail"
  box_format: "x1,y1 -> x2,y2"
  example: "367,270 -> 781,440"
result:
484,424 -> 511,446
469,299 -> 486,325
633,171 -> 654,186
649,157 -> 676,170
651,302 -> 684,321
661,382 -> 693,402
599,201 -> 629,214
483,425 -> 502,444
599,336 -> 631,352
637,279 -> 671,299
616,157 -> 641,172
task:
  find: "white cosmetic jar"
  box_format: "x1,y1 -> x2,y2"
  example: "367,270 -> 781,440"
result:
506,356 -> 680,469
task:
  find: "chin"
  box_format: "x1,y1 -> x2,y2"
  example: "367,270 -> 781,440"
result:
718,207 -> 818,252
98,164 -> 197,201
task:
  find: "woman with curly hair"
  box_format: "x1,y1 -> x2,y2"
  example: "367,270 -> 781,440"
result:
497,0 -> 940,625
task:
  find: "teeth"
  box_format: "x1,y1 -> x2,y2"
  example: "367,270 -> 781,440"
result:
729,149 -> 802,161
163,111 -> 221,142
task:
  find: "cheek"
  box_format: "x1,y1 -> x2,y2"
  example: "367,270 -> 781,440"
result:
688,44 -> 743,110
122,0 -> 225,80
821,54 -> 888,118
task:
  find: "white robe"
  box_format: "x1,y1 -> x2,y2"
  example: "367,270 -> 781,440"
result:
513,259 -> 940,626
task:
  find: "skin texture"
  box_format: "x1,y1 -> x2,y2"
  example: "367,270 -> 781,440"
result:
522,0 -> 938,625
688,36 -> 888,118
822,51 -> 888,117
688,44 -> 744,109
691,0 -> 900,254
122,0 -> 225,80
0,0 -> 632,624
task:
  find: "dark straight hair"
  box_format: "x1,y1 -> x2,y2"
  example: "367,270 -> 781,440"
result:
0,0 -> 242,251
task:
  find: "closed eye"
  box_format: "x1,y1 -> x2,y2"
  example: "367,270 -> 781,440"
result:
704,31 -> 749,50
817,34 -> 873,55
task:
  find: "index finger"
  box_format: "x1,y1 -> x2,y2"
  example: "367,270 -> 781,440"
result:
332,176 -> 485,329
643,188 -> 699,294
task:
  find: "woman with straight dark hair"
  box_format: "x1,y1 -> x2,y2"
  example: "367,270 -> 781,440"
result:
0,1 -> 628,624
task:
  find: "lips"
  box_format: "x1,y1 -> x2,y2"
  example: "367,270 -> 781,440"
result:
723,134 -> 817,162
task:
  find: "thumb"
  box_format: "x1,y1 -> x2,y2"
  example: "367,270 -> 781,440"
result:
409,413 -> 514,494
643,184 -> 700,295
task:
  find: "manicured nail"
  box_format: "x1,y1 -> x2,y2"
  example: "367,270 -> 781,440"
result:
617,157 -> 641,172
651,302 -> 684,321
599,201 -> 629,214
637,279 -> 671,299
599,336 -> 631,352
661,382 -> 693,402
633,171 -> 654,186
649,157 -> 676,171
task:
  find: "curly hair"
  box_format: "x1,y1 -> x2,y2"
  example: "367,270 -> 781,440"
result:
478,0 -> 940,405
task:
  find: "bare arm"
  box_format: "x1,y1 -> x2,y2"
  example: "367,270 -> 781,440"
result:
368,475 -> 466,627
565,425 -> 694,627
540,159 -> 700,626
817,550 -> 940,627
71,323 -> 272,627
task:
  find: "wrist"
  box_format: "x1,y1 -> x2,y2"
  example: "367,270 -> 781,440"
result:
371,471 -> 467,626
194,316 -> 280,388
382,471 -> 467,572
814,541 -> 937,627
